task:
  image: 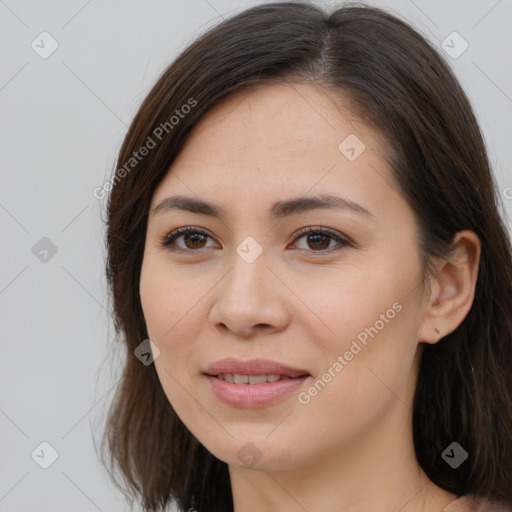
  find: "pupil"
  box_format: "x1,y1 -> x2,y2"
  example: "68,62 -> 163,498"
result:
186,233 -> 205,249
308,234 -> 329,250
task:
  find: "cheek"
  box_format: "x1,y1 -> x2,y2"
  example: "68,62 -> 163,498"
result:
139,253 -> 205,371
139,253 -> 189,339
303,267 -> 399,345
292,308 -> 416,453
139,257 -> 165,339
140,259 -> 201,421
308,268 -> 418,397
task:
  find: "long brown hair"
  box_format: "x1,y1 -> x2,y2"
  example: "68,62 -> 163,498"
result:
100,2 -> 512,511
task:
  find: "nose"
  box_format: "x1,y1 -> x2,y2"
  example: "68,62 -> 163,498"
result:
209,247 -> 291,338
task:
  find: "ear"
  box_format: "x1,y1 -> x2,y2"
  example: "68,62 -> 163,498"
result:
418,230 -> 481,344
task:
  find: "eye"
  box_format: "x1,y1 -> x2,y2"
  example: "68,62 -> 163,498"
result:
160,226 -> 351,254
290,227 -> 351,253
160,226 -> 217,251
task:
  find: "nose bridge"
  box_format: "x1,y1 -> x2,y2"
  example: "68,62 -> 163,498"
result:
224,236 -> 269,301
210,237 -> 289,335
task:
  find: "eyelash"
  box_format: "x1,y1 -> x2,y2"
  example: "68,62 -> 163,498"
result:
159,226 -> 351,254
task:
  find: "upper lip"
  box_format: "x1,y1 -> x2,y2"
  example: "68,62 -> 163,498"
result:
204,358 -> 310,378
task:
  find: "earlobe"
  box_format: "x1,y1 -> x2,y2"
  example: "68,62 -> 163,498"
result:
418,230 -> 481,345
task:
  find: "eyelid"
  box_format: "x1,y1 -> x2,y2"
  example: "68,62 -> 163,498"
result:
291,226 -> 351,244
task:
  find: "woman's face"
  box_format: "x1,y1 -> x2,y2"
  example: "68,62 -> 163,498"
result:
140,83 -> 430,471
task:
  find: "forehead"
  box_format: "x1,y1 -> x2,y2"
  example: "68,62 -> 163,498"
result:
150,82 -> 402,222
177,82 -> 384,163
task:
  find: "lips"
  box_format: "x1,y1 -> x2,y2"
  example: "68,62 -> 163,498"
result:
203,358 -> 312,407
203,358 -> 310,379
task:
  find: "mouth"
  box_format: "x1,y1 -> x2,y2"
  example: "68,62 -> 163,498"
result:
208,373 -> 309,384
203,357 -> 311,380
202,358 -> 312,407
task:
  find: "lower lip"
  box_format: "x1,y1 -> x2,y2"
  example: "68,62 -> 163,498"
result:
204,375 -> 310,407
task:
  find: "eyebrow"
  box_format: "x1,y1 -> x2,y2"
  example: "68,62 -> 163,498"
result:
151,193 -> 375,220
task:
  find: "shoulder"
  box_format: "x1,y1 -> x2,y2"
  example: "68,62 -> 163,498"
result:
442,495 -> 512,512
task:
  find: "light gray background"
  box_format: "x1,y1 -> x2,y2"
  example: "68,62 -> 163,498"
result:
1,0 -> 511,511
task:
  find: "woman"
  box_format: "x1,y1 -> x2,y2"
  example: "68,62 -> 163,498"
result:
100,2 -> 512,511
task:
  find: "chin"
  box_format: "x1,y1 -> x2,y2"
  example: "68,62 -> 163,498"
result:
199,434 -> 307,472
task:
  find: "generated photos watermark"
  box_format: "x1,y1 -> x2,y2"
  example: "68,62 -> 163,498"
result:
93,97 -> 197,200
298,301 -> 403,405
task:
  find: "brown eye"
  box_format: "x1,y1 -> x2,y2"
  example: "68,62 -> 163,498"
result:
292,227 -> 351,253
161,227 -> 216,251
308,233 -> 330,250
182,232 -> 207,249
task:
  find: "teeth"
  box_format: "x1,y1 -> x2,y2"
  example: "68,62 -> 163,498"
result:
217,373 -> 289,384
248,375 -> 268,384
233,374 -> 248,384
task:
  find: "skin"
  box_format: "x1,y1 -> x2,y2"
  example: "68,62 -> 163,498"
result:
139,82 -> 481,512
